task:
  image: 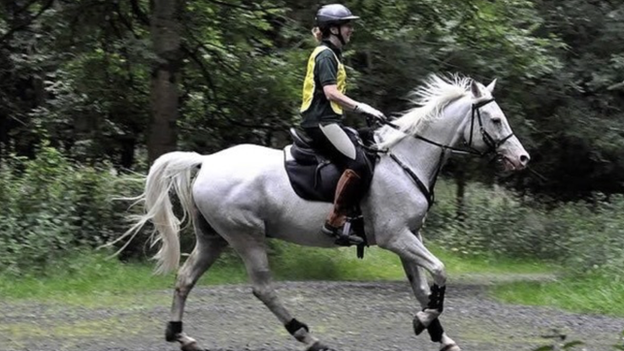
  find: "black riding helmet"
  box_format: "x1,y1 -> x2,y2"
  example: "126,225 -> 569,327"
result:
315,4 -> 359,45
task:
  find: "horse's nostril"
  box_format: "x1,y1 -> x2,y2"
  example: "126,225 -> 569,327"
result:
520,155 -> 530,164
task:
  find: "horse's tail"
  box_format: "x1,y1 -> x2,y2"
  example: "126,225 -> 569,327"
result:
112,151 -> 205,274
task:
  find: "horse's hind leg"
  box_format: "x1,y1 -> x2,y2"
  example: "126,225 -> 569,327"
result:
166,208 -> 229,351
230,235 -> 329,351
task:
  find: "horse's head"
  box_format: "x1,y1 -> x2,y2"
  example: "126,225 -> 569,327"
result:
464,79 -> 530,172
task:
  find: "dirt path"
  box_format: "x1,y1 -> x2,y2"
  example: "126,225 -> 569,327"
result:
1,280 -> 623,351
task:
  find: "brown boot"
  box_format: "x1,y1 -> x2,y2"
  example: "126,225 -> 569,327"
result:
322,169 -> 364,246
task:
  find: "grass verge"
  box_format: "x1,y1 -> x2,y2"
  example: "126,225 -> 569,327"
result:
492,273 -> 624,317
0,243 -> 553,304
2,244 -> 622,317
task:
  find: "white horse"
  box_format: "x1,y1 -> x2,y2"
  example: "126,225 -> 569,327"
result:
117,74 -> 529,351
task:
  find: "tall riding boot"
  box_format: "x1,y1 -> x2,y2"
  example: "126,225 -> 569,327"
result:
322,169 -> 364,246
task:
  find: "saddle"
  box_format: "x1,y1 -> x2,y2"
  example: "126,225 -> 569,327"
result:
283,127 -> 377,203
284,128 -> 377,255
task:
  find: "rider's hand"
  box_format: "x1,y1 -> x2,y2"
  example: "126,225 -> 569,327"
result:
353,103 -> 386,121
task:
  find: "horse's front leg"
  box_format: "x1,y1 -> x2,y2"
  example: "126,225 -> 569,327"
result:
379,229 -> 459,351
400,233 -> 460,351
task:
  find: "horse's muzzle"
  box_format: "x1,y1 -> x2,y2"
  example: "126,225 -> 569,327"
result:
494,154 -> 529,173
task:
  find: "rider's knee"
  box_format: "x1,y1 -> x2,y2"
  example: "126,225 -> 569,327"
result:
347,158 -> 370,180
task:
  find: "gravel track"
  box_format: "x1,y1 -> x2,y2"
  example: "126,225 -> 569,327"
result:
1,280 -> 623,351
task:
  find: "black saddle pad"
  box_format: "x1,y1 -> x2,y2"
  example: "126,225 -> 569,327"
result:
284,128 -> 377,202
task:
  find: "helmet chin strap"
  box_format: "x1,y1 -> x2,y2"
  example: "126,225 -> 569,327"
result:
330,29 -> 346,46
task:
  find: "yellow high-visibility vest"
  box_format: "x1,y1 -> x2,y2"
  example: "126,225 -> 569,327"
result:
300,45 -> 346,115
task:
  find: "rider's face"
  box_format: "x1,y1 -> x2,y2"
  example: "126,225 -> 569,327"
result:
330,22 -> 353,46
340,22 -> 354,43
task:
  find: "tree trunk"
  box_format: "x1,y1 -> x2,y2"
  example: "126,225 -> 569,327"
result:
1,0 -> 37,162
147,0 -> 183,164
119,136 -> 136,172
455,167 -> 466,222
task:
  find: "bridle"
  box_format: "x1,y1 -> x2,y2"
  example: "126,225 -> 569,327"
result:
464,98 -> 515,157
369,98 -> 515,208
379,98 -> 514,157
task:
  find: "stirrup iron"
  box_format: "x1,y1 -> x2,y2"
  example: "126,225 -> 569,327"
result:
324,218 -> 363,246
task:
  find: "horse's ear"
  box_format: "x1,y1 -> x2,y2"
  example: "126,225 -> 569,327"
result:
486,79 -> 497,93
470,80 -> 483,98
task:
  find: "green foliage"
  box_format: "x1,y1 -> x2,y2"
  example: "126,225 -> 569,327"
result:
0,145 -> 145,274
2,148 -> 623,279
0,0 -> 566,166
0,0 -> 618,202
517,1 -> 624,198
1,0 -> 622,201
427,180 -> 624,275
427,181 -> 561,259
0,147 -> 77,273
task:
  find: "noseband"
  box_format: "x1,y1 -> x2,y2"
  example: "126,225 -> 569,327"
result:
465,98 -> 514,157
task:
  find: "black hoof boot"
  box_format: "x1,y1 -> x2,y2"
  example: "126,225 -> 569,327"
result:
165,321 -> 182,342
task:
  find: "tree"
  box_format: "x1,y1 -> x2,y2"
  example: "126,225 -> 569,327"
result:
3,0 -> 623,202
519,1 -> 624,199
0,0 -> 55,164
148,0 -> 184,164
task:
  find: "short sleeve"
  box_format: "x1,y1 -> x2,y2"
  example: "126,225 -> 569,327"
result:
315,51 -> 338,87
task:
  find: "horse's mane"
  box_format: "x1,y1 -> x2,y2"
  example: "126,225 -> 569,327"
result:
378,74 -> 472,148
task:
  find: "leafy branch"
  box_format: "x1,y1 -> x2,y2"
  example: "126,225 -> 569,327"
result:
0,0 -> 55,45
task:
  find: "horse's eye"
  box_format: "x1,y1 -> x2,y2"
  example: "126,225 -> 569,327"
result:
492,118 -> 502,124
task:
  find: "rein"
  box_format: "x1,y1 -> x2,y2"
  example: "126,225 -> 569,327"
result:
369,98 -> 513,208
382,98 -> 512,157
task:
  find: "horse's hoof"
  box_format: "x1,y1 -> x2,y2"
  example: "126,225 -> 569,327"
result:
440,344 -> 461,351
307,341 -> 335,351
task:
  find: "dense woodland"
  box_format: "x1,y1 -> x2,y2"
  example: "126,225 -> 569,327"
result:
0,0 -> 622,198
1,0 -> 624,274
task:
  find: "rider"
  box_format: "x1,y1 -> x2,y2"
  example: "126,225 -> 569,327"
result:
300,3 -> 386,245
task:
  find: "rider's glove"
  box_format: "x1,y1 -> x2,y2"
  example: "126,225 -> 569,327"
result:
353,103 -> 386,122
